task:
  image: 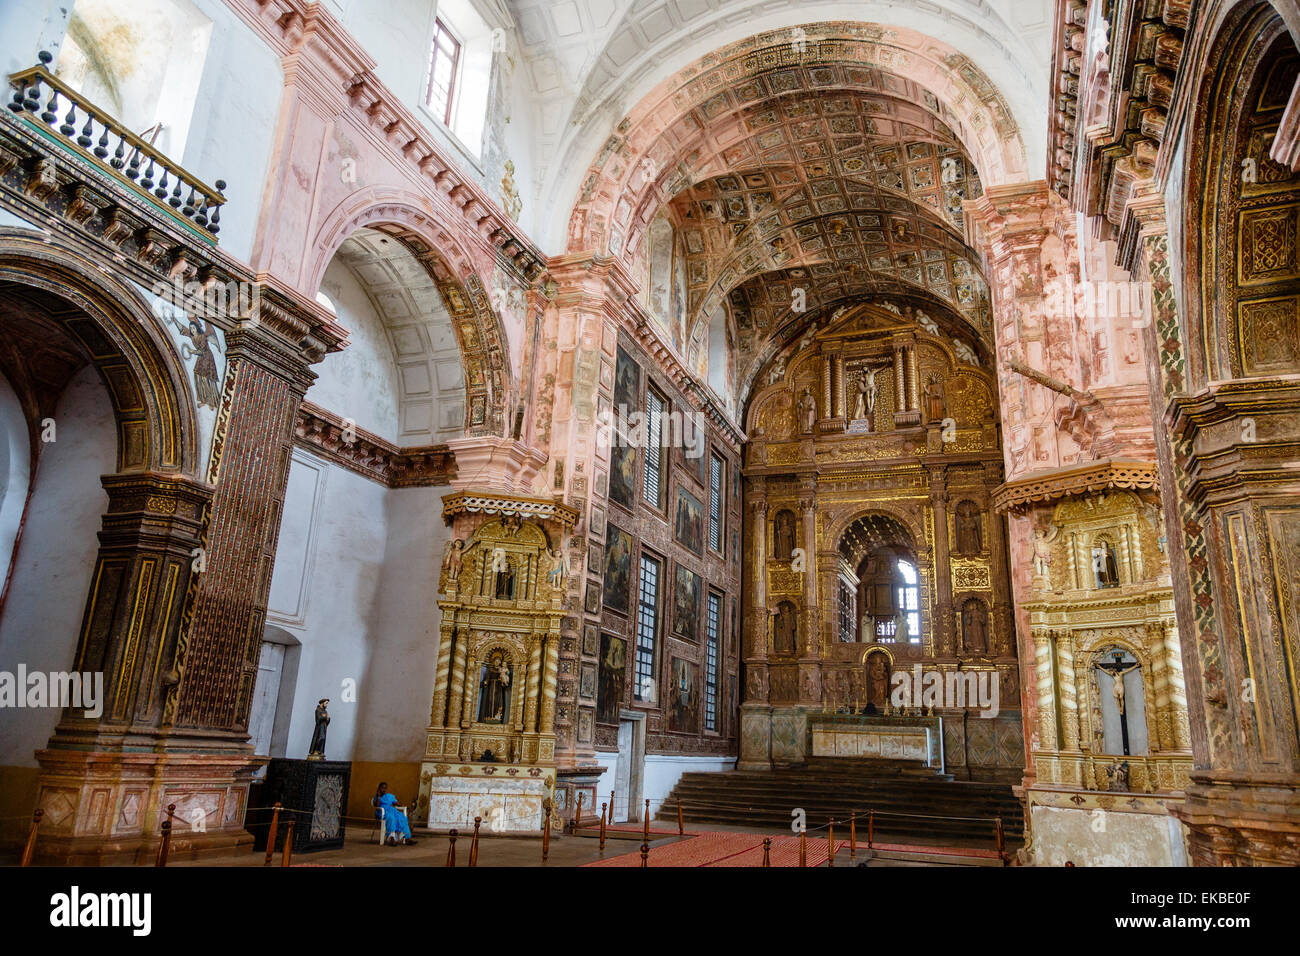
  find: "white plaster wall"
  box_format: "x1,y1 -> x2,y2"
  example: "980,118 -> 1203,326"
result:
1030,804 -> 1188,867
180,0 -> 282,264
0,373 -> 31,593
310,257 -> 404,443
267,447 -> 447,764
0,366 -> 115,766
590,751 -> 738,817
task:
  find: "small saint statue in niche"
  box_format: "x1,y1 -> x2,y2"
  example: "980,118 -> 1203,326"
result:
1092,542 -> 1120,588
853,367 -> 879,421
495,559 -> 516,600
773,510 -> 796,560
478,652 -> 512,723
545,547 -> 569,591
308,698 -> 330,759
866,654 -> 890,711
962,600 -> 988,655
773,603 -> 797,656
954,501 -> 983,555
1032,524 -> 1058,579
924,375 -> 946,422
1106,759 -> 1131,792
798,387 -> 817,434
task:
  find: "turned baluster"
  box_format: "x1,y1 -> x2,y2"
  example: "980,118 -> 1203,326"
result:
155,803 -> 176,867
469,817 -> 480,867
264,802 -> 282,866
19,809 -> 43,866
280,819 -> 295,867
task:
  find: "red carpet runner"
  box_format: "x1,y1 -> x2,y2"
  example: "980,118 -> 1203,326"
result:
585,831 -> 1003,867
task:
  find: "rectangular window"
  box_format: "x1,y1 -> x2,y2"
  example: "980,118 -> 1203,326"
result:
838,580 -> 856,642
634,554 -> 661,701
705,592 -> 720,731
642,388 -> 666,508
708,452 -> 724,552
425,19 -> 462,126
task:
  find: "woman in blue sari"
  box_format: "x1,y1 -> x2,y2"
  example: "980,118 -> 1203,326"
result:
373,782 -> 416,845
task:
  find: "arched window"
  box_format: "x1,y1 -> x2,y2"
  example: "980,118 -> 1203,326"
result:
856,549 -> 922,644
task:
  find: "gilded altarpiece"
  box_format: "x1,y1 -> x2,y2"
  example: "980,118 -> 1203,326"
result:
417,494 -> 577,832
740,304 -> 1021,781
998,470 -> 1193,865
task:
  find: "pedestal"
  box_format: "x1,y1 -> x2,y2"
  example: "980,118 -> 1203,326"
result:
256,758 -> 351,853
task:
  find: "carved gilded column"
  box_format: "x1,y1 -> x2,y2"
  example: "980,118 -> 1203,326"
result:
540,634 -> 559,731
448,623 -> 469,729
821,354 -> 833,419
1033,628 -> 1056,751
833,352 -> 846,419
429,621 -> 456,727
525,634 -> 543,733
749,486 -> 769,663
893,343 -> 905,411
928,468 -> 955,656
799,486 -> 818,656
1059,635 -> 1080,753
906,344 -> 920,411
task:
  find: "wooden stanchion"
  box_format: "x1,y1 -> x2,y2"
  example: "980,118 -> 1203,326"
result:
849,812 -> 857,861
446,828 -> 458,867
827,819 -> 835,867
280,819 -> 295,867
761,838 -> 771,867
996,815 -> 1007,866
799,830 -> 807,867
20,808 -> 42,867
542,808 -> 551,863
610,790 -> 615,823
599,803 -> 607,851
639,842 -> 649,867
156,803 -> 176,867
575,792 -> 583,830
867,810 -> 874,849
469,817 -> 481,867
677,800 -> 684,836
264,802 -> 281,866
642,799 -> 650,844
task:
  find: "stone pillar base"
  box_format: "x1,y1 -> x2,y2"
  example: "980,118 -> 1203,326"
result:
32,747 -> 264,865
1174,772 -> 1300,866
738,703 -> 773,771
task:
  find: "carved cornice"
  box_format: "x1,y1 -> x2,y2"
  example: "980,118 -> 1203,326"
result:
441,491 -> 580,528
993,458 -> 1160,513
295,400 -> 456,487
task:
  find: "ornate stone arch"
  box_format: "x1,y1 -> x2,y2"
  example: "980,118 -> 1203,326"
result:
1180,1 -> 1300,386
0,229 -> 199,475
306,190 -> 515,437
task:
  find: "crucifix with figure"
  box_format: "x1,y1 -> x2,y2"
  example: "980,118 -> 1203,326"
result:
1097,652 -> 1141,755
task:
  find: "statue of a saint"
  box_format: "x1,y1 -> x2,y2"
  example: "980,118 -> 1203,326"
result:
440,539 -> 465,592
962,601 -> 988,655
853,368 -> 878,420
798,387 -> 817,434
954,501 -> 983,554
1106,759 -> 1131,792
308,698 -> 330,759
773,603 -> 797,656
545,547 -> 569,591
1032,525 -> 1058,578
925,375 -> 946,422
773,510 -> 796,560
478,653 -> 512,723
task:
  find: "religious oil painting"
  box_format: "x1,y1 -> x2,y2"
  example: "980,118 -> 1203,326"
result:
666,657 -> 698,734
597,633 -> 627,724
672,564 -> 702,642
603,524 -> 633,615
674,487 -> 705,555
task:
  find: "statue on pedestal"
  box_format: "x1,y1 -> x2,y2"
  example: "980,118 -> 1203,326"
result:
308,698 -> 330,759
798,387 -> 817,434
